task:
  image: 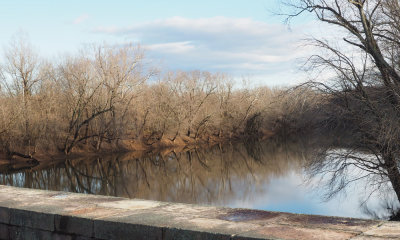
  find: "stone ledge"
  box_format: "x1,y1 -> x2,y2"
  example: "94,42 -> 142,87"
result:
0,185 -> 397,240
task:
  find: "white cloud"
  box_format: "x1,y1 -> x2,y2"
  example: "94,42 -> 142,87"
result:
73,14 -> 89,25
94,17 -> 323,86
146,41 -> 195,54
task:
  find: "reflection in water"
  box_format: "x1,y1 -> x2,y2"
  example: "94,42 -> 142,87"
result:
0,138 -> 393,219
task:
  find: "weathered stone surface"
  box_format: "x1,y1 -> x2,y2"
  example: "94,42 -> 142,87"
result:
349,235 -> 395,240
0,185 -> 397,240
362,222 -> 400,238
61,206 -> 126,220
97,209 -> 262,238
235,224 -> 357,240
277,213 -> 381,233
98,199 -> 165,210
160,203 -> 222,219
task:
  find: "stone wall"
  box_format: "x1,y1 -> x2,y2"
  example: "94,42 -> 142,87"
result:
0,185 -> 398,239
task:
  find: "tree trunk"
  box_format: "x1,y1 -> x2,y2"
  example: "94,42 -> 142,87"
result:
384,153 -> 400,202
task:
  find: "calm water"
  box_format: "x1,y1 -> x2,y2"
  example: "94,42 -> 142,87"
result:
0,138 -> 394,219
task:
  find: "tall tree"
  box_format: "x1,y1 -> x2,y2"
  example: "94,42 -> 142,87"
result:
283,0 -> 400,204
1,33 -> 41,146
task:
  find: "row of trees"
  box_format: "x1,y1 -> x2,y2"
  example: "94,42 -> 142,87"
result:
0,36 -> 311,156
0,37 -> 149,155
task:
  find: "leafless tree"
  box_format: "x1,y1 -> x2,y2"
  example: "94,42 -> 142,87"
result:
283,0 -> 400,204
1,33 -> 41,145
0,35 -> 286,157
58,44 -> 147,154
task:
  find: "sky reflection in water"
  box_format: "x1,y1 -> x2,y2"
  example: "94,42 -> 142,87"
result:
0,138 -> 391,219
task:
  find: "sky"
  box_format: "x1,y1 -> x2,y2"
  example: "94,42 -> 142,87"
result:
0,0 -> 322,86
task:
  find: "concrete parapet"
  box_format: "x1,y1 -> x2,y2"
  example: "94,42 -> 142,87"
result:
0,185 -> 397,239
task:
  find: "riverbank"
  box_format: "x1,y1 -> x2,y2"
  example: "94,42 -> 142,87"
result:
0,130 -> 276,167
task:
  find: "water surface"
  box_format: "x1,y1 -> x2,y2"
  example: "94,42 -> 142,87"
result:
0,138 -> 391,219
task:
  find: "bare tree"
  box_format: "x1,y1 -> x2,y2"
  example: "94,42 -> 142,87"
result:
283,0 -> 400,203
1,33 -> 41,152
58,44 -> 147,154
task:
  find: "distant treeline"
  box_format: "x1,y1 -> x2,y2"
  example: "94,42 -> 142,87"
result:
0,39 -> 321,158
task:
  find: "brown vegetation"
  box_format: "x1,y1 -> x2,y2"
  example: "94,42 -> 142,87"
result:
0,36 -> 311,160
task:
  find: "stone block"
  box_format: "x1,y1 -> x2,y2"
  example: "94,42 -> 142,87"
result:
0,207 -> 10,224
94,220 -> 162,240
163,228 -> 231,240
55,214 -> 93,237
8,225 -> 81,240
10,208 -> 54,231
0,223 -> 9,239
8,225 -> 54,240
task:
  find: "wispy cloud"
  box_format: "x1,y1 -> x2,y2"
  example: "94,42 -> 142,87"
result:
73,14 -> 89,25
94,16 -> 319,85
146,41 -> 195,54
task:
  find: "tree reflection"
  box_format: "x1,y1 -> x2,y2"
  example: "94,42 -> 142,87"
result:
0,138 -> 306,206
2,136 -> 399,219
301,131 -> 400,220
362,197 -> 400,221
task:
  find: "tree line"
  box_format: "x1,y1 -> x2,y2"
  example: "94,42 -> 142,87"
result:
0,36 -> 317,157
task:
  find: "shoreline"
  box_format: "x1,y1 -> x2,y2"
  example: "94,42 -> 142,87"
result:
0,131 -> 275,169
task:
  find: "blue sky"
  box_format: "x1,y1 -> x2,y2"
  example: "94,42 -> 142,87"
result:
0,0 -> 318,86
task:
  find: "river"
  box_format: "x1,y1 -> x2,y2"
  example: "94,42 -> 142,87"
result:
0,137 -> 395,219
